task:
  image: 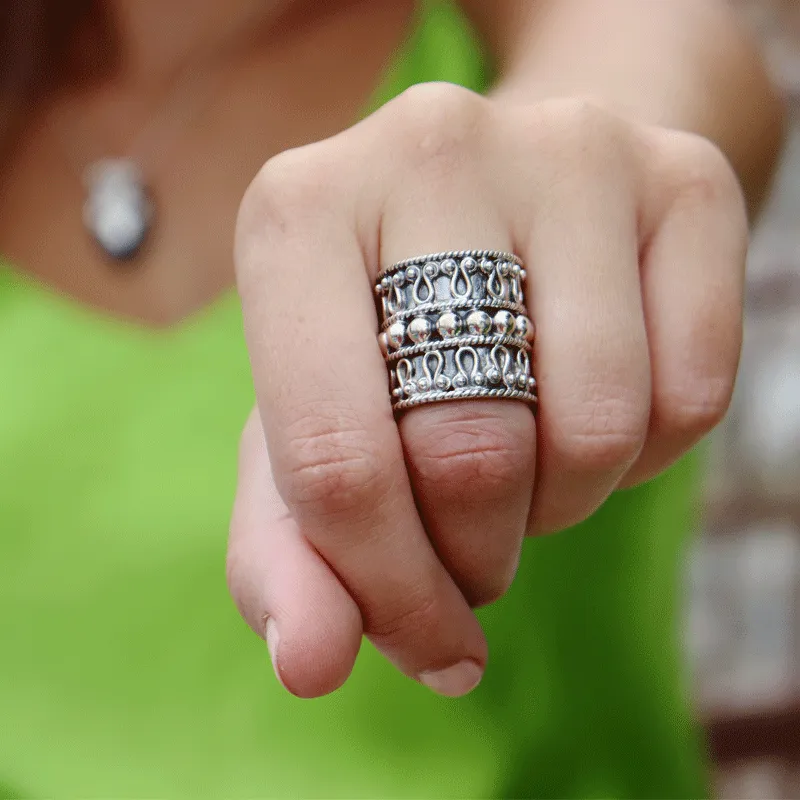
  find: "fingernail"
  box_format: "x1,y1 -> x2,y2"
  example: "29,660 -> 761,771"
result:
265,617 -> 286,688
418,660 -> 483,697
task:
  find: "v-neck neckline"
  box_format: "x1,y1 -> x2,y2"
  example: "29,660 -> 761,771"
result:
0,262 -> 242,343
0,1 -> 486,343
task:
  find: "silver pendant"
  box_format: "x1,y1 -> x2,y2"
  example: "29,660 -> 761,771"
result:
83,159 -> 153,261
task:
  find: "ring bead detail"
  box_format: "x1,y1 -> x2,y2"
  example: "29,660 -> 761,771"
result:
375,250 -> 538,411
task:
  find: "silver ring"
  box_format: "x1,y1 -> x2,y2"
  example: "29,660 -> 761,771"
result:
375,250 -> 538,412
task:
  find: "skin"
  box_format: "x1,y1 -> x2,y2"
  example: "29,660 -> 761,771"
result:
0,0 -> 416,324
0,0 -> 785,698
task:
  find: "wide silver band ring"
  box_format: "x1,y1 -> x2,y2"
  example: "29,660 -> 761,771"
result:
375,250 -> 538,412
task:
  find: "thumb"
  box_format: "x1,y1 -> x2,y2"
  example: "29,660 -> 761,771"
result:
227,410 -> 363,697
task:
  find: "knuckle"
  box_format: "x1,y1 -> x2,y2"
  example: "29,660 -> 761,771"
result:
253,146 -> 336,209
279,407 -> 390,520
467,568 -> 515,609
366,587 -> 441,645
235,144 -> 337,279
407,407 -> 534,498
554,387 -> 648,473
660,376 -> 735,439
664,132 -> 747,224
390,81 -> 486,166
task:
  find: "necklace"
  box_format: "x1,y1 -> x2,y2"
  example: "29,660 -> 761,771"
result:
54,2 -> 286,263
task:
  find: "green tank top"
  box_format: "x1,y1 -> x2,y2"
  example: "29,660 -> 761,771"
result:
0,3 -> 708,797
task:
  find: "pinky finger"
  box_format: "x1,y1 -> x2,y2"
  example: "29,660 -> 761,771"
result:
622,132 -> 748,487
227,410 -> 364,698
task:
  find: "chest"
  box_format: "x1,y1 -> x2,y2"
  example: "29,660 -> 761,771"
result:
0,0 -> 414,326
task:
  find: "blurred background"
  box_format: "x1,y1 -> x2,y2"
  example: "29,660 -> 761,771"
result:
689,2 -> 800,797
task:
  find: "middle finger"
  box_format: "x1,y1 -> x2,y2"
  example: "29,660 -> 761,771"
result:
376,85 -> 537,608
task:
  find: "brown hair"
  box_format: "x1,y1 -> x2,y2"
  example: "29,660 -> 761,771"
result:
0,1 -> 114,157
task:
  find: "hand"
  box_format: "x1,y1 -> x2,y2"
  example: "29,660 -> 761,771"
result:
227,83 -> 747,698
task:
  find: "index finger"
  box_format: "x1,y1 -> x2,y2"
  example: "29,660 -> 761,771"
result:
235,142 -> 487,696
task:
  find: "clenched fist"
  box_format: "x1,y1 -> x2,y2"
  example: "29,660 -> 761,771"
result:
227,83 -> 747,699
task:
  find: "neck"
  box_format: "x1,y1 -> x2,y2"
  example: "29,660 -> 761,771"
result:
107,0 -> 280,84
